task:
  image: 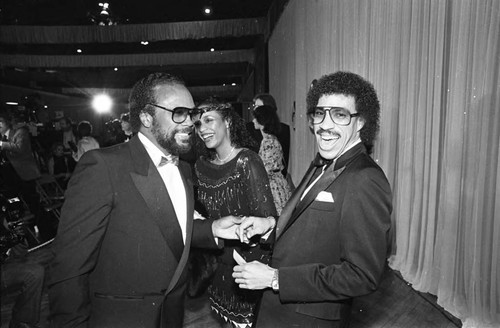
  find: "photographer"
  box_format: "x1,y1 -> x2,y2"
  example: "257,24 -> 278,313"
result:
1,215 -> 45,328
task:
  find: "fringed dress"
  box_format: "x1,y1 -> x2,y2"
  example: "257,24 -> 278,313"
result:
195,149 -> 277,327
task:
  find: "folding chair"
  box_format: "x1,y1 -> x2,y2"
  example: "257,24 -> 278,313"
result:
36,174 -> 65,221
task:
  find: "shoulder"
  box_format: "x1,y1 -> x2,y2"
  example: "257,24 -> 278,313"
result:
343,153 -> 390,192
236,148 -> 261,162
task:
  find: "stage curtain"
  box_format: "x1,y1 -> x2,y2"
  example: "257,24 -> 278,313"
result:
0,18 -> 264,44
268,1 -> 500,326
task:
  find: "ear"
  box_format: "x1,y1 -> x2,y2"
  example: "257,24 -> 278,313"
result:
356,117 -> 365,132
140,112 -> 153,128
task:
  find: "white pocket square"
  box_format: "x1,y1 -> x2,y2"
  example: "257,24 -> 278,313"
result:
316,191 -> 334,202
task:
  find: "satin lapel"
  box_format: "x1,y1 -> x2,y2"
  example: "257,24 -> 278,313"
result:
280,165 -> 346,238
276,163 -> 316,239
128,137 -> 183,262
165,162 -> 194,294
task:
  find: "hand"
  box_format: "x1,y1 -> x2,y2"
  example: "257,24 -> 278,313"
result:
236,216 -> 276,243
233,261 -> 275,290
211,215 -> 243,240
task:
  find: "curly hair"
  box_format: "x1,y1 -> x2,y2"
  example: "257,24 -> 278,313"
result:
194,103 -> 258,160
306,71 -> 380,151
252,105 -> 282,136
128,73 -> 186,132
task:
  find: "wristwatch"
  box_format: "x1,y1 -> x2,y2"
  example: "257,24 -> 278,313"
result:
271,268 -> 279,292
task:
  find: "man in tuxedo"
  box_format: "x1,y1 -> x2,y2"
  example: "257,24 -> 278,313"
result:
49,73 -> 241,328
246,94 -> 291,177
233,71 -> 393,327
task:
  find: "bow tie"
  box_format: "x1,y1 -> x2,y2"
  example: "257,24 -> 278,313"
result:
1,135 -> 8,142
312,153 -> 334,167
159,155 -> 179,167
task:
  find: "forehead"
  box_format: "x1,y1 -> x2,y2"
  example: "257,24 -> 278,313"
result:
153,84 -> 194,108
200,110 -> 223,120
317,94 -> 356,112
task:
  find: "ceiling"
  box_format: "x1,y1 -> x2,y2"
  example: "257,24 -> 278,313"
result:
0,0 -> 286,106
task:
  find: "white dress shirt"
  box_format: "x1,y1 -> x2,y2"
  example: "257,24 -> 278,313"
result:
138,132 -> 187,244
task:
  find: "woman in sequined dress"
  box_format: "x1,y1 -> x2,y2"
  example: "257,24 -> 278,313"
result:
192,102 -> 277,327
252,105 -> 291,215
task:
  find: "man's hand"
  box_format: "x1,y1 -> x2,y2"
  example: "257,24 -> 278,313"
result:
236,216 -> 276,243
211,215 -> 243,240
233,261 -> 275,290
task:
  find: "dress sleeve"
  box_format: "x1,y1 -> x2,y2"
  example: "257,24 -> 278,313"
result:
242,151 -> 277,218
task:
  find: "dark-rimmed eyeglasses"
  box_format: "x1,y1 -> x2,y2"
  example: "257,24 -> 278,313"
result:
147,103 -> 194,124
309,106 -> 360,125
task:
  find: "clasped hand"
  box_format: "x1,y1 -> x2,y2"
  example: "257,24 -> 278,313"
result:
212,215 -> 275,242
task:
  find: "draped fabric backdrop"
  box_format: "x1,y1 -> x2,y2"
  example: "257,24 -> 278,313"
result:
268,1 -> 499,327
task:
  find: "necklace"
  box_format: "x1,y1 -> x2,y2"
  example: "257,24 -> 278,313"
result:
216,147 -> 235,162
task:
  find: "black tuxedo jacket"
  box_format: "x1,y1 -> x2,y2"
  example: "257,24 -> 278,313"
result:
49,136 -> 217,328
1,127 -> 40,181
256,144 -> 392,327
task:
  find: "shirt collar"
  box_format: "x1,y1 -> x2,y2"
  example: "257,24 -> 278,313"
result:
138,132 -> 171,167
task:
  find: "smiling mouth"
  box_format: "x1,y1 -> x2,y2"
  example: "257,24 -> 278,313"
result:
319,132 -> 340,142
200,133 -> 214,142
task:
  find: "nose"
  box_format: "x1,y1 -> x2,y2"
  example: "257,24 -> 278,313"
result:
320,110 -> 336,128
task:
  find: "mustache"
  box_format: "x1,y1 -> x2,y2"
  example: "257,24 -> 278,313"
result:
177,127 -> 194,134
316,127 -> 336,135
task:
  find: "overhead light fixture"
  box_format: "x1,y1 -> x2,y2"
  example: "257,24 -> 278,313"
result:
231,83 -> 236,86
203,6 -> 212,15
114,67 -> 118,71
6,102 -> 18,106
92,94 -> 113,114
210,48 -> 215,52
141,41 -> 149,45
77,49 -> 82,53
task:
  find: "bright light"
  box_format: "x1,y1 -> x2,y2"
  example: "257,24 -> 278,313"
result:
6,102 -> 18,105
92,94 -> 113,114
114,67 -> 118,71
141,41 -> 149,45
204,7 -> 212,14
231,83 -> 236,86
210,48 -> 215,52
77,49 -> 82,53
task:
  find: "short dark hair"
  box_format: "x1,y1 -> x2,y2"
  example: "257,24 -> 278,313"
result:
77,121 -> 92,137
194,103 -> 257,160
128,73 -> 186,132
253,93 -> 277,110
120,113 -> 130,123
306,71 -> 380,149
253,105 -> 282,136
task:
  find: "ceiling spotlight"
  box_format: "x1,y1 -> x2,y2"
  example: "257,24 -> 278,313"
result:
210,48 -> 215,52
6,102 -> 18,106
92,94 -> 113,114
114,67 -> 118,71
141,41 -> 149,45
203,6 -> 212,15
77,49 -> 82,53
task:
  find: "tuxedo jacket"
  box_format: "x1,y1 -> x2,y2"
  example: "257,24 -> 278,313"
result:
49,136 -> 218,328
256,144 -> 392,327
1,127 -> 40,181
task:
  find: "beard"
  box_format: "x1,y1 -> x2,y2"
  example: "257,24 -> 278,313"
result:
151,118 -> 192,156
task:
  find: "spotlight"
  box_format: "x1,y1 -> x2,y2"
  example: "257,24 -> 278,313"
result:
203,6 -> 212,15
92,94 -> 113,114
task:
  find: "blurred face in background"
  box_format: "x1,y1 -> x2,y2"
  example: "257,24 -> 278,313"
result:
0,117 -> 9,135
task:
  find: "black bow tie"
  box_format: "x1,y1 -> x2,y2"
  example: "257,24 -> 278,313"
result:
1,135 -> 7,142
313,153 -> 334,167
159,155 -> 179,167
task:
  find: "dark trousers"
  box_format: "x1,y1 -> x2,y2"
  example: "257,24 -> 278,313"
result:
1,257 -> 45,324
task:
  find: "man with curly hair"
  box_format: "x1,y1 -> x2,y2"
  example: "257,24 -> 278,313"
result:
233,71 -> 393,327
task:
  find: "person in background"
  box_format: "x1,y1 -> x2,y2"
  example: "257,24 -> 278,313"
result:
70,120 -> 99,162
191,102 -> 277,327
252,105 -> 291,215
233,71 -> 393,328
47,142 -> 72,189
0,110 -> 42,237
246,94 -> 291,177
58,117 -> 76,153
120,113 -> 134,142
48,72 -> 243,327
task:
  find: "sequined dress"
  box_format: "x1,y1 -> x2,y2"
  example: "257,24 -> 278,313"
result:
195,149 -> 277,327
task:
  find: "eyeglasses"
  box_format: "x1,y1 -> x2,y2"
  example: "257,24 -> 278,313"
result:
147,103 -> 193,123
309,106 -> 360,125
